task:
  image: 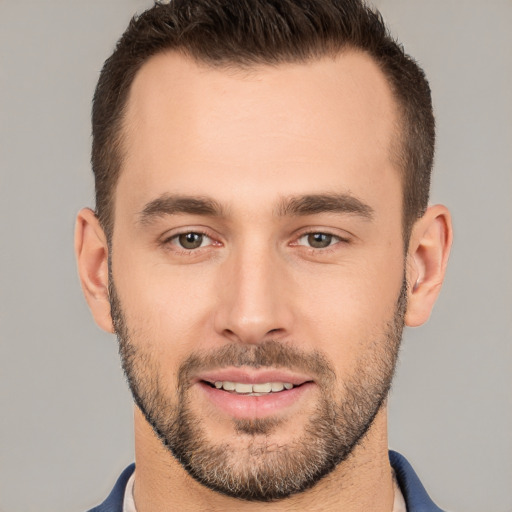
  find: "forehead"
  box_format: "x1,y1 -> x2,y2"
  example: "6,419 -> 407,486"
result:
118,50 -> 400,213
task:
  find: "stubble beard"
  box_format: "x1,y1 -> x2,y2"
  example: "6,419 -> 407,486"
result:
109,276 -> 407,502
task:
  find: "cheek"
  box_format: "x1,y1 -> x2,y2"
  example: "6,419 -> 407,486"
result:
112,252 -> 217,364
291,251 -> 404,367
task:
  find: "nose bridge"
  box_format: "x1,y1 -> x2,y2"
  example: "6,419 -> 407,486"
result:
214,235 -> 292,344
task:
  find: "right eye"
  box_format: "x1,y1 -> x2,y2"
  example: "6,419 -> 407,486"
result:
169,232 -> 213,250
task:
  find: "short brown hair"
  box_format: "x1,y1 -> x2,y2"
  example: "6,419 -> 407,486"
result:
92,0 -> 434,240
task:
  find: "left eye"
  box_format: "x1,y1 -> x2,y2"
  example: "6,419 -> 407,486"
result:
171,232 -> 212,250
296,233 -> 340,249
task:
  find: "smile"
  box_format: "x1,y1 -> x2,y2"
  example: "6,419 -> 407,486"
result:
196,371 -> 315,420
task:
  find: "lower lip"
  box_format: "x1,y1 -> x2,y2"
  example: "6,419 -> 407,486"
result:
198,381 -> 315,420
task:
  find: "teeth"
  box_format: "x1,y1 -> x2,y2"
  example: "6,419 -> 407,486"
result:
213,381 -> 295,394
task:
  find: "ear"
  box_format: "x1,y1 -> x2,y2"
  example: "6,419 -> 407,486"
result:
405,204 -> 453,327
75,208 -> 114,333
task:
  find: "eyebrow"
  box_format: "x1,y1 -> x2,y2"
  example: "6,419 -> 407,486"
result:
276,193 -> 374,220
137,192 -> 374,225
137,194 -> 225,225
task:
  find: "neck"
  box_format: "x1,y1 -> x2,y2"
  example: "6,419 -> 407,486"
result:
132,406 -> 395,512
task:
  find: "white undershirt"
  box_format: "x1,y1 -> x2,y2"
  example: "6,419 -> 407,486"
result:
123,470 -> 407,512
123,472 -> 137,512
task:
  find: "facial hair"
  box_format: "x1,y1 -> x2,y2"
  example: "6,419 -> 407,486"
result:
109,275 -> 407,502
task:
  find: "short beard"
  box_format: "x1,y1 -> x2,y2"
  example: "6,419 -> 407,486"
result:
110,274 -> 407,502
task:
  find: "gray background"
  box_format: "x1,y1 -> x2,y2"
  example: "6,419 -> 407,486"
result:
0,1 -> 510,511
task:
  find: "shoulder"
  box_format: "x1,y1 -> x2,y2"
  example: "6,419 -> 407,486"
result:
389,451 -> 446,512
87,464 -> 135,512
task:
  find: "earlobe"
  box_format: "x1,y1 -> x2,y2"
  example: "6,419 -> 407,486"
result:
75,208 -> 114,333
405,205 -> 453,327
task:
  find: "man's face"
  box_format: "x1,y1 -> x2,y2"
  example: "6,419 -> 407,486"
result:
110,51 -> 406,500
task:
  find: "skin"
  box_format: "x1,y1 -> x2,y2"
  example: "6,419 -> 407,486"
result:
76,50 -> 452,511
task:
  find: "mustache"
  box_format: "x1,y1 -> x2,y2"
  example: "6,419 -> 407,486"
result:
178,340 -> 336,385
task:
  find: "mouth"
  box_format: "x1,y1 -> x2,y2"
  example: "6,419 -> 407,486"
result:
195,369 -> 315,420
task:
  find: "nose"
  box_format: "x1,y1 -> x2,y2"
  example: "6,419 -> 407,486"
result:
213,241 -> 294,345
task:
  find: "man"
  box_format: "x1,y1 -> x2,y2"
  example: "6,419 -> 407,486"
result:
75,0 -> 452,510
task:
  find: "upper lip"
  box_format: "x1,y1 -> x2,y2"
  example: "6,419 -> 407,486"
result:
194,368 -> 314,386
